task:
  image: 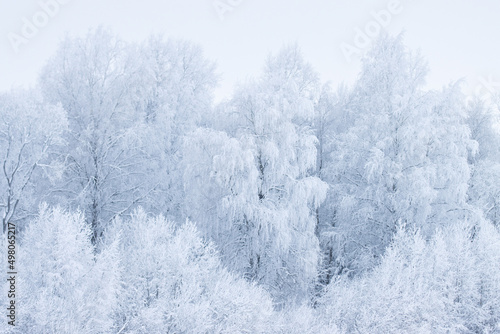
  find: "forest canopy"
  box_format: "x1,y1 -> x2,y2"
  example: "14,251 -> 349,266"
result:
1,28 -> 500,333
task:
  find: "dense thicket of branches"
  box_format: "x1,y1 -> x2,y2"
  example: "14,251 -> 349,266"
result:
1,29 -> 500,333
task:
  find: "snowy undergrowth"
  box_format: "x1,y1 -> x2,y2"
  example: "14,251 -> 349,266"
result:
4,207 -> 276,333
3,207 -> 499,333
318,220 -> 500,333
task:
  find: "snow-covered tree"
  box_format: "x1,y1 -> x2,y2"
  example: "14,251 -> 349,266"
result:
321,34 -> 476,275
39,27 -> 150,246
184,45 -> 327,305
129,36 -> 217,220
112,209 -> 275,333
313,82 -> 354,284
467,97 -> 500,227
17,206 -> 121,333
318,220 -> 500,333
0,90 -> 67,233
182,127 -> 259,275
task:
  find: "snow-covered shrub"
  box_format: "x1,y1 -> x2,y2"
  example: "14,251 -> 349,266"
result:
115,209 -> 275,333
318,220 -> 500,333
15,206 -> 120,334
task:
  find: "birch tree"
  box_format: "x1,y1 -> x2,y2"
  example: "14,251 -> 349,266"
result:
39,27 -> 149,246
184,45 -> 327,305
130,36 -> 217,220
0,89 -> 67,233
322,34 -> 476,274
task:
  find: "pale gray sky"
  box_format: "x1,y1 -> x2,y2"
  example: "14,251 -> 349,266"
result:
1,0 -> 500,102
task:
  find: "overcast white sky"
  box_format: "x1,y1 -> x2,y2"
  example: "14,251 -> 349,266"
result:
1,0 -> 500,102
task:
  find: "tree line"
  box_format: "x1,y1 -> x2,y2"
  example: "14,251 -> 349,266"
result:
1,28 -> 500,333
